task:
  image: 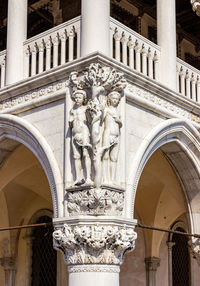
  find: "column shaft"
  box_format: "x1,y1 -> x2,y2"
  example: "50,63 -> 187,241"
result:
68,265 -> 119,286
81,0 -> 110,57
6,0 -> 27,85
157,0 -> 177,91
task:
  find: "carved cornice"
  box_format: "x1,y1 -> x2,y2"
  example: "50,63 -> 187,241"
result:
53,222 -> 137,266
68,264 -> 120,273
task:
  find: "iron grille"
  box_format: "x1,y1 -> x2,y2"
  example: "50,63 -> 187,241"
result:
172,227 -> 190,286
31,216 -> 57,286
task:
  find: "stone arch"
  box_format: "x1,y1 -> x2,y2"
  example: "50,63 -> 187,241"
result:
126,118 -> 200,235
0,114 -> 63,218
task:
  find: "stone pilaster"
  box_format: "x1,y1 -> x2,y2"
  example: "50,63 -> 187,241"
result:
0,257 -> 16,286
145,257 -> 160,286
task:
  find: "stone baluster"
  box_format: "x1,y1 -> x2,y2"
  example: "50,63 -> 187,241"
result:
38,41 -> 44,74
1,58 -> 6,88
141,44 -> 147,76
121,33 -> 128,65
110,29 -> 114,58
197,76 -> 200,103
154,52 -> 159,81
114,29 -> 121,62
61,31 -> 67,65
191,73 -> 197,101
24,46 -> 30,79
53,34 -> 59,68
68,28 -> 75,62
180,67 -> 185,95
31,43 -> 37,76
176,66 -> 180,93
128,37 -> 134,69
145,257 -> 160,286
148,48 -> 153,79
45,37 -> 52,71
167,241 -> 175,286
0,257 -> 16,286
185,70 -> 191,99
135,41 -> 141,73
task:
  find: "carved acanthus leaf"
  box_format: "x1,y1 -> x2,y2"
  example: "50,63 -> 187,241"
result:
53,224 -> 137,266
191,0 -> 200,16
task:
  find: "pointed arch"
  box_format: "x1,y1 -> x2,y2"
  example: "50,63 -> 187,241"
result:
126,118 -> 200,235
0,114 -> 63,217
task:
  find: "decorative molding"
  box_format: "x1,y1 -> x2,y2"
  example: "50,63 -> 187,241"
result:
0,79 -> 67,112
126,84 -> 200,124
66,185 -> 124,216
68,264 -> 120,273
53,223 -> 137,266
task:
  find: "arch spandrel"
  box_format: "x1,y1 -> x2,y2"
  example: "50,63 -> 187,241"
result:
0,114 -> 63,218
126,118 -> 200,236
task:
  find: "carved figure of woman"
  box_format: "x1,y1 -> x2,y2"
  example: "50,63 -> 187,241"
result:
69,90 -> 92,185
102,91 -> 122,184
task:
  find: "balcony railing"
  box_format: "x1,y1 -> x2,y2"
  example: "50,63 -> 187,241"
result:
23,16 -> 81,78
110,17 -> 160,81
0,16 -> 200,108
177,58 -> 200,103
0,50 -> 6,89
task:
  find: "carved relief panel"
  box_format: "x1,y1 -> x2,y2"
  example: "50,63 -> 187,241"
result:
64,63 -> 127,216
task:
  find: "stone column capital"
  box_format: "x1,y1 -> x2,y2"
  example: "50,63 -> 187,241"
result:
166,241 -> 176,249
53,218 -> 137,270
0,257 -> 16,270
189,238 -> 200,265
145,257 -> 160,271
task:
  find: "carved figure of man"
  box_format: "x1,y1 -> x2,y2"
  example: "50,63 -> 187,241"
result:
69,90 -> 92,185
103,91 -> 122,184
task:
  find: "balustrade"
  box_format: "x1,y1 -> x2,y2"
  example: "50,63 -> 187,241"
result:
0,50 -> 6,89
177,58 -> 200,103
23,16 -> 80,78
110,17 -> 160,81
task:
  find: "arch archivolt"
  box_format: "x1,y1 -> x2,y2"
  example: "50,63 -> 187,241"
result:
126,118 -> 200,236
0,114 -> 63,218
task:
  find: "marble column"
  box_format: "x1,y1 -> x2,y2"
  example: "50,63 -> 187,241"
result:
145,257 -> 160,286
6,0 -> 28,85
53,218 -> 137,286
157,0 -> 177,91
81,0 -> 110,57
167,241 -> 175,286
0,257 -> 16,286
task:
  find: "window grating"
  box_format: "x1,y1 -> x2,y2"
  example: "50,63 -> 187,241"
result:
172,227 -> 190,286
31,216 -> 57,286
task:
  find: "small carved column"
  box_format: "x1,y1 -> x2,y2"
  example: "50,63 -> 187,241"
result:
0,257 -> 16,286
167,241 -> 175,286
145,257 -> 160,286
